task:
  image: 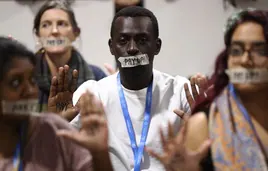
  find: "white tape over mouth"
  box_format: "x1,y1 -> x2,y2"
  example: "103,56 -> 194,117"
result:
225,68 -> 268,83
40,37 -> 72,48
118,54 -> 149,68
1,99 -> 39,115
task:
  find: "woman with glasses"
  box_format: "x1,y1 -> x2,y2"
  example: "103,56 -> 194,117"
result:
147,9 -> 268,171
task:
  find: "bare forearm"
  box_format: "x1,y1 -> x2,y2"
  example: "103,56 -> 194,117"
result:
91,150 -> 113,171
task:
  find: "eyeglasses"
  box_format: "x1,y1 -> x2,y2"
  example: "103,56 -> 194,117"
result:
228,42 -> 268,58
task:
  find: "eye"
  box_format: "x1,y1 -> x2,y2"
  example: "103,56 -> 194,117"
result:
58,21 -> 68,27
9,78 -> 21,89
118,36 -> 127,45
229,46 -> 244,56
41,22 -> 50,28
138,37 -> 147,45
252,45 -> 268,56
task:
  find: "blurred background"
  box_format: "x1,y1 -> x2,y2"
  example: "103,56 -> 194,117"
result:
0,0 -> 267,77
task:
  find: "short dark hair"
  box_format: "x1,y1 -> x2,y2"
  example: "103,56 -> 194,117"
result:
33,0 -> 80,35
110,6 -> 159,38
0,37 -> 36,81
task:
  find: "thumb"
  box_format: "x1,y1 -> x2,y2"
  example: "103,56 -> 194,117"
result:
104,63 -> 116,75
173,109 -> 186,119
195,139 -> 212,160
61,107 -> 79,121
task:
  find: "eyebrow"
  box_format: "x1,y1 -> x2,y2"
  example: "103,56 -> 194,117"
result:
231,40 -> 267,45
40,19 -> 68,24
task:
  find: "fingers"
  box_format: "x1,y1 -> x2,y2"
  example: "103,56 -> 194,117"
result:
196,77 -> 204,96
61,107 -> 79,121
146,147 -> 165,162
168,121 -> 174,140
195,139 -> 212,160
184,83 -> 195,110
81,114 -> 107,131
57,65 -> 78,93
58,67 -> 64,92
159,127 -> 167,151
70,69 -> 78,93
63,65 -> 70,92
104,63 -> 116,75
80,91 -> 105,117
196,74 -> 208,99
205,84 -> 214,98
175,116 -> 189,145
8,35 -> 17,40
49,76 -> 58,98
173,109 -> 189,131
190,77 -> 199,100
57,130 -> 84,145
173,109 -> 186,120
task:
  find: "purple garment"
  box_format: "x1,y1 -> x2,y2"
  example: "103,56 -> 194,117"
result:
0,114 -> 93,171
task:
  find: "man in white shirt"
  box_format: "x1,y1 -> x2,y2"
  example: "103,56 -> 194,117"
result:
71,6 -> 190,171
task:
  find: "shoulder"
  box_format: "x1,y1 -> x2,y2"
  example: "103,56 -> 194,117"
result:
73,73 -> 117,105
88,64 -> 107,81
73,79 -> 98,105
154,69 -> 189,90
31,114 -> 93,170
153,69 -> 189,87
185,112 -> 209,151
32,114 -> 75,131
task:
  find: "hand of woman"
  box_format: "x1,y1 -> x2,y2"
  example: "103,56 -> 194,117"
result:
146,114 -> 211,171
48,65 -> 79,121
57,90 -> 108,153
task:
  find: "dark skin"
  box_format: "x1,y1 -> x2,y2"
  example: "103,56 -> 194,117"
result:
0,58 -> 113,171
0,58 -> 38,159
108,16 -> 162,90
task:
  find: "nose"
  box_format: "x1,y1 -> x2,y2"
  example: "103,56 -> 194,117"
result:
241,50 -> 254,67
22,82 -> 38,99
51,24 -> 59,35
127,40 -> 139,56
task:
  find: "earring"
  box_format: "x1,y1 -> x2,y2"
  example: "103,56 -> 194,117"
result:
35,40 -> 43,51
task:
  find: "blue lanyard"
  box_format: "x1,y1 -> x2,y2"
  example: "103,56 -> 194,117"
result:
12,125 -> 24,171
117,73 -> 153,171
229,84 -> 267,158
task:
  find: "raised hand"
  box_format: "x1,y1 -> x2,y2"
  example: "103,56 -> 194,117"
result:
146,115 -> 211,171
104,63 -> 117,75
57,91 -> 108,153
184,73 -> 209,111
57,91 -> 113,171
48,65 -> 79,121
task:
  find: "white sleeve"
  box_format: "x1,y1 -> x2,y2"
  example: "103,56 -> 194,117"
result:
174,75 -> 191,114
70,114 -> 81,129
72,80 -> 99,106
70,80 -> 99,129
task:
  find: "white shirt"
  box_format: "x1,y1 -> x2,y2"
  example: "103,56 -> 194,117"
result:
71,69 -> 190,171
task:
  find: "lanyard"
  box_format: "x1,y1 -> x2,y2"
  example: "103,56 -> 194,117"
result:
12,124 -> 24,171
117,73 -> 153,171
229,84 -> 268,160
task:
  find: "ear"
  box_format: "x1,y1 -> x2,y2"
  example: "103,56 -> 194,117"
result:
33,30 -> 41,45
74,27 -> 81,37
34,29 -> 39,37
154,38 -> 162,55
73,27 -> 81,39
108,39 -> 114,55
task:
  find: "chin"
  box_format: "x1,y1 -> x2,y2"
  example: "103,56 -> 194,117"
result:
123,65 -> 149,74
45,47 -> 67,54
233,83 -> 268,94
